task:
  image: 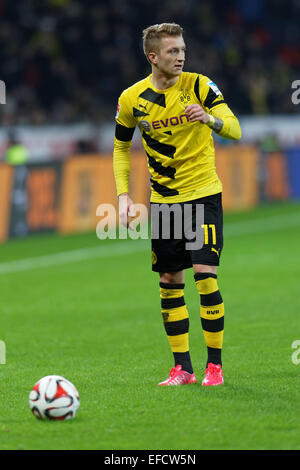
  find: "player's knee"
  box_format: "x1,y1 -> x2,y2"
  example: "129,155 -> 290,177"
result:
193,264 -> 217,275
159,271 -> 184,284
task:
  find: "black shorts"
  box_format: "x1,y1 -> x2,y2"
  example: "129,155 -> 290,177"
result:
151,192 -> 223,272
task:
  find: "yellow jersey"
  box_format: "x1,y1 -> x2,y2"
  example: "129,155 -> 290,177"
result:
114,71 -> 241,203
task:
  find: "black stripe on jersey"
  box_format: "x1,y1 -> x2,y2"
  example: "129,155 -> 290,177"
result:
201,316 -> 224,333
142,131 -> 176,159
194,76 -> 201,103
147,153 -> 176,179
133,107 -> 149,117
203,87 -> 218,108
115,123 -> 135,142
150,178 -> 179,197
209,100 -> 226,109
161,296 -> 185,309
139,88 -> 166,107
164,131 -> 172,135
203,88 -> 225,110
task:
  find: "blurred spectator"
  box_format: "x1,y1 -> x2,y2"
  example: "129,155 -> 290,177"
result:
76,138 -> 98,153
0,0 -> 299,126
4,131 -> 29,165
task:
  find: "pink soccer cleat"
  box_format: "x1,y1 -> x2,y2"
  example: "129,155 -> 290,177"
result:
202,363 -> 224,386
158,364 -> 197,386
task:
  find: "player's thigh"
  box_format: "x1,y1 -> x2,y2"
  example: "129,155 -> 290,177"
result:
151,236 -> 191,273
151,202 -> 192,273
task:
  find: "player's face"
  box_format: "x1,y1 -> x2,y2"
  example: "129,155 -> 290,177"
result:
153,35 -> 186,78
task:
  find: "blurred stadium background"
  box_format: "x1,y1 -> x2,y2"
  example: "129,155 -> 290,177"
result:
0,0 -> 299,241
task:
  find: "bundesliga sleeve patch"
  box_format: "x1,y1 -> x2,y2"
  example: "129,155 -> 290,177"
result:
207,81 -> 222,96
115,102 -> 121,119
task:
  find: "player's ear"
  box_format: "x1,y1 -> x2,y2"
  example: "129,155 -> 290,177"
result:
148,51 -> 157,65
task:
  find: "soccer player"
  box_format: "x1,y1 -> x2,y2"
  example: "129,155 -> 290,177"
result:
113,23 -> 241,386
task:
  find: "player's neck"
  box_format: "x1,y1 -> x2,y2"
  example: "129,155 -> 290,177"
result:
150,70 -> 180,90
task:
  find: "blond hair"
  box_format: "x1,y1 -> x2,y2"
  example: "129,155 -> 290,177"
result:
142,23 -> 183,59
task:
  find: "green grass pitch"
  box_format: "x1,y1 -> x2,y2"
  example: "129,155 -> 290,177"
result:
0,201 -> 300,450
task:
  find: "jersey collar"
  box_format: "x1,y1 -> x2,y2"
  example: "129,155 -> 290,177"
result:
147,73 -> 183,93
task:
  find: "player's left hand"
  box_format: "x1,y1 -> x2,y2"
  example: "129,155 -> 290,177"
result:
185,104 -> 210,123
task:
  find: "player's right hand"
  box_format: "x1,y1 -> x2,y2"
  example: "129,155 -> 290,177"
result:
118,193 -> 135,230
185,103 -> 210,123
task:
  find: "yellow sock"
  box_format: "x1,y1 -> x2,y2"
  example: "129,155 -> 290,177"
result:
194,272 -> 224,365
160,282 -> 193,373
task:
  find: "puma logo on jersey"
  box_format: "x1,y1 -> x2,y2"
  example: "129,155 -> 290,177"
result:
139,103 -> 148,111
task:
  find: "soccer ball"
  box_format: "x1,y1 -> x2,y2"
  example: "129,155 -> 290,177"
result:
29,375 -> 80,420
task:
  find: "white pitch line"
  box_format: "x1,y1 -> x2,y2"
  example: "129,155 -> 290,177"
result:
0,211 -> 299,274
0,240 -> 149,274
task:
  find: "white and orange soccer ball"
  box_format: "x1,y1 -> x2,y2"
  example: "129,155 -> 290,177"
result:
29,375 -> 80,420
